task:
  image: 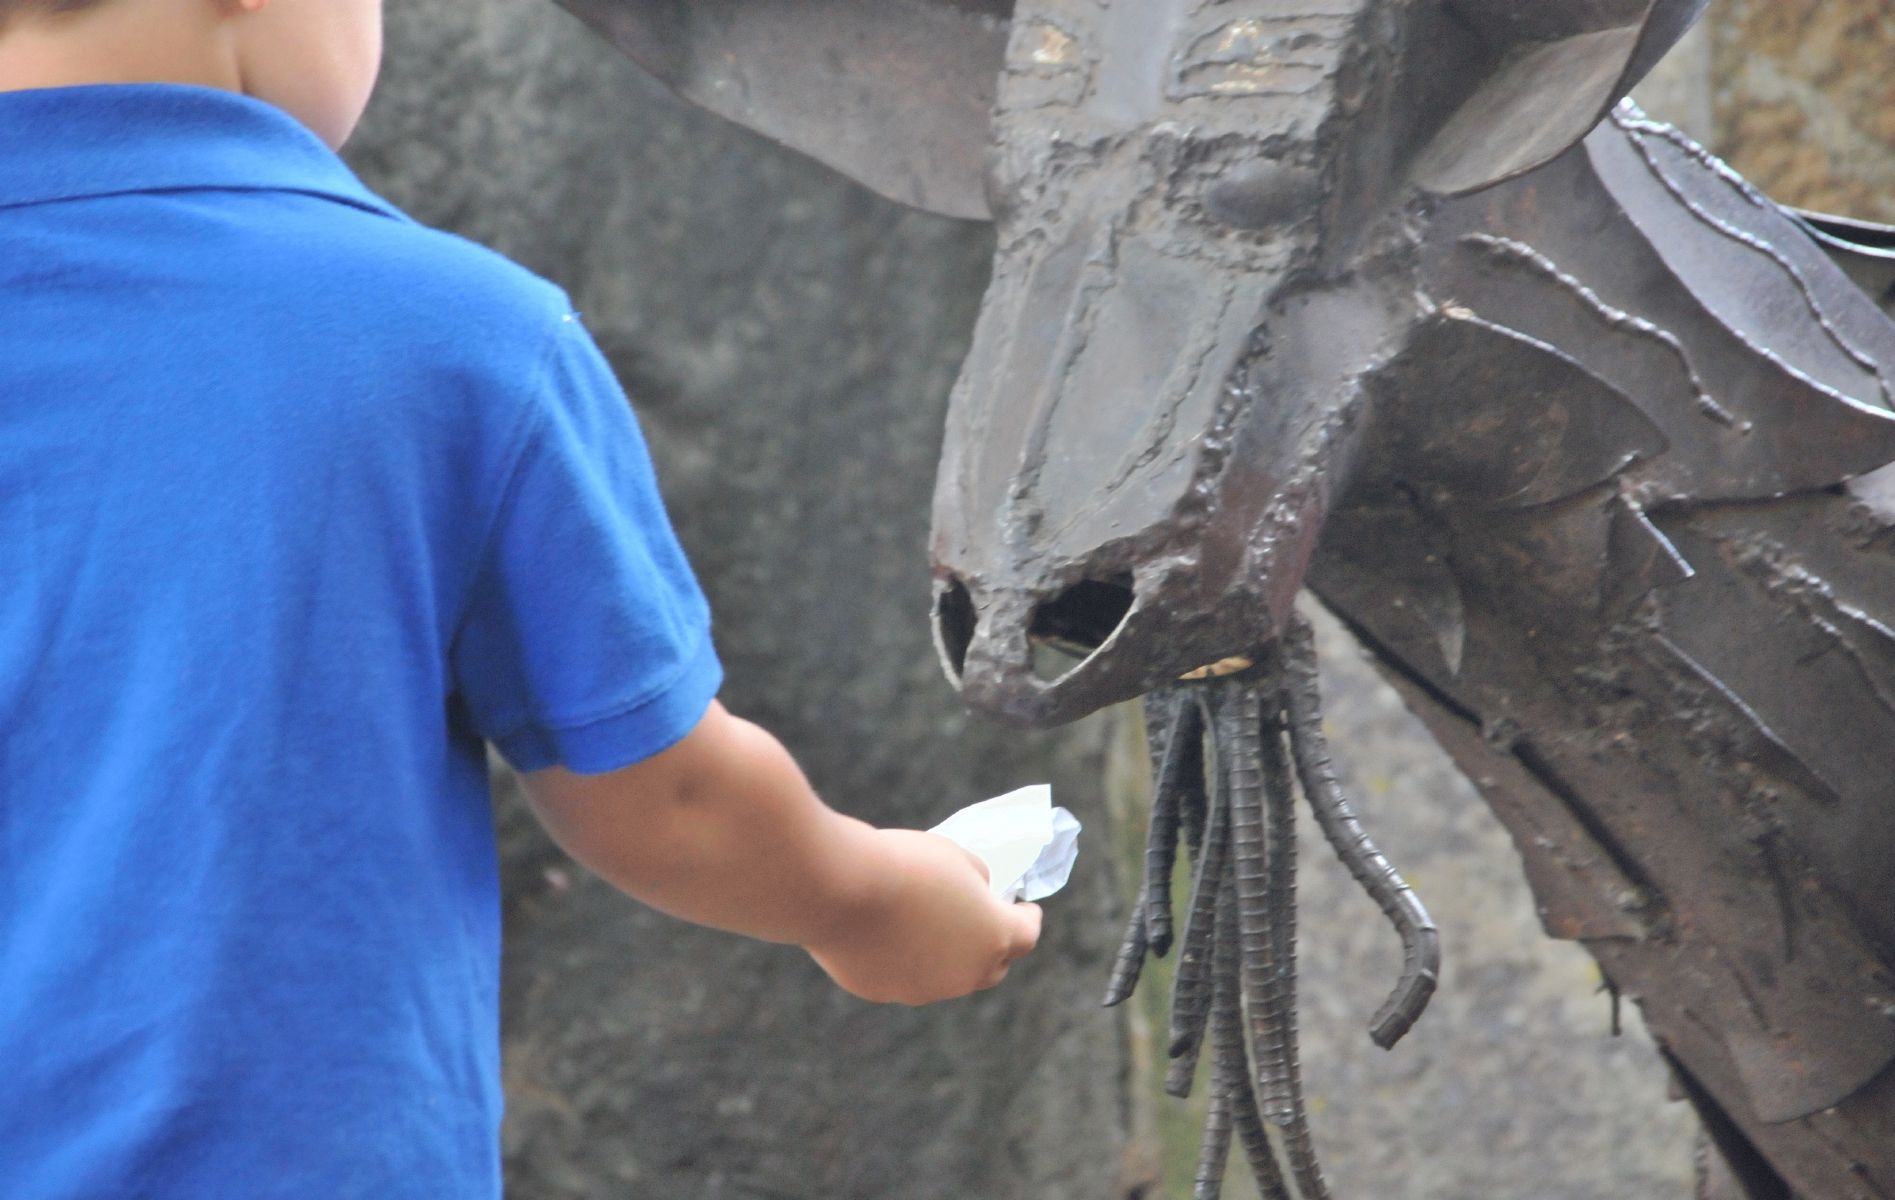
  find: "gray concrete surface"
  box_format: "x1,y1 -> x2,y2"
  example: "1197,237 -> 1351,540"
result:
1296,603 -> 1697,1198
348,4 -> 1138,1197
343,4 -> 1724,1196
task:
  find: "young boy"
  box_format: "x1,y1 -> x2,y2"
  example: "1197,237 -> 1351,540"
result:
0,1 -> 1042,1196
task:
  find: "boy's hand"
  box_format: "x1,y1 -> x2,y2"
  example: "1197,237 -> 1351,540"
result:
519,703 -> 1044,1007
804,831 -> 1042,1006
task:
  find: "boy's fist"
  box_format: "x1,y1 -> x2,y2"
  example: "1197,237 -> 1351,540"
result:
805,830 -> 1043,1006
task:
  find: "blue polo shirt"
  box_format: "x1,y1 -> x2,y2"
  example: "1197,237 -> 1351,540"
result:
0,85 -> 722,1198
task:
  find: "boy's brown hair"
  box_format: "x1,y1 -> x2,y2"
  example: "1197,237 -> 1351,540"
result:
0,0 -> 107,24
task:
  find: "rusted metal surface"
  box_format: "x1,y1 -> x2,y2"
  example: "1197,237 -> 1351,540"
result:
568,2 -> 1895,1196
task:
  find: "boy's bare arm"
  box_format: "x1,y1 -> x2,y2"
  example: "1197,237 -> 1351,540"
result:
518,702 -> 1042,1006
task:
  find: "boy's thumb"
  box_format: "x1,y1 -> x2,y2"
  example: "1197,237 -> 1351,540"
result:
1003,902 -> 1043,961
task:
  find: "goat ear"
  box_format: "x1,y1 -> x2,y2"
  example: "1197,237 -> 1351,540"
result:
1409,0 -> 1706,196
555,0 -> 1009,221
1377,308 -> 1669,509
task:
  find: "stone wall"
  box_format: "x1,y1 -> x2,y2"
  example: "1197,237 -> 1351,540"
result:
346,4 -> 1140,1197
1636,0 -> 1895,223
337,3 -> 1894,1197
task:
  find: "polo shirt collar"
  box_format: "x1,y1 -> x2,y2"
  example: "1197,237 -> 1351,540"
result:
0,82 -> 405,220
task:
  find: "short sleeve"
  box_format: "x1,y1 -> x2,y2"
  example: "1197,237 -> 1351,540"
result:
453,314 -> 722,774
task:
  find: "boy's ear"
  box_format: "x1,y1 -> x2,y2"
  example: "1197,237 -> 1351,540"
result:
1409,0 -> 1707,196
553,0 -> 1008,221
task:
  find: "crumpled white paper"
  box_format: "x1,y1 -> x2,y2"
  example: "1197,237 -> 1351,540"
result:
929,784 -> 1081,903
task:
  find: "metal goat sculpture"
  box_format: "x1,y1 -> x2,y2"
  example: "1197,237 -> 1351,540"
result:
559,1 -> 1895,1196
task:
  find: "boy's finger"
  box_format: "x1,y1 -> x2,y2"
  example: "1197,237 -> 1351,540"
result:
1003,902 -> 1043,961
926,830 -> 992,884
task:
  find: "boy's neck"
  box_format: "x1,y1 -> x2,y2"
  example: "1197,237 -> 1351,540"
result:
0,4 -> 240,98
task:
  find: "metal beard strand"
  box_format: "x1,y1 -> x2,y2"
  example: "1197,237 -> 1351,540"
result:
1106,694 -> 1208,1009
1213,863 -> 1292,1200
1166,714 -> 1228,1095
1257,692 -> 1326,1199
1195,866 -> 1292,1200
1217,679 -> 1312,1200
1281,615 -> 1440,1048
1104,624 -> 1440,1199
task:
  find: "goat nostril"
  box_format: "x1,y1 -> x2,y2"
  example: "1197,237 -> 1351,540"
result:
1028,575 -> 1135,673
934,577 -> 978,679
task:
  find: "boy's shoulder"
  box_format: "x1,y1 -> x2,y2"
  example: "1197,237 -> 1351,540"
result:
233,194 -> 603,455
260,188 -> 577,367
5,85 -> 580,372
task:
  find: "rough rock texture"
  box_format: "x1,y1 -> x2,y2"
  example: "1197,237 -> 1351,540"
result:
334,3 -> 1890,1198
1105,603 -> 1699,1200
344,4 -> 1140,1197
1635,0 -> 1895,223
1293,607 -> 1698,1199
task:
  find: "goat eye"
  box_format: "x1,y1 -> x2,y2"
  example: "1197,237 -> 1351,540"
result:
1203,163 -> 1321,230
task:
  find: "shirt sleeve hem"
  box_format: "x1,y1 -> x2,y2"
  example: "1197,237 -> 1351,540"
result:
490,635 -> 724,775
